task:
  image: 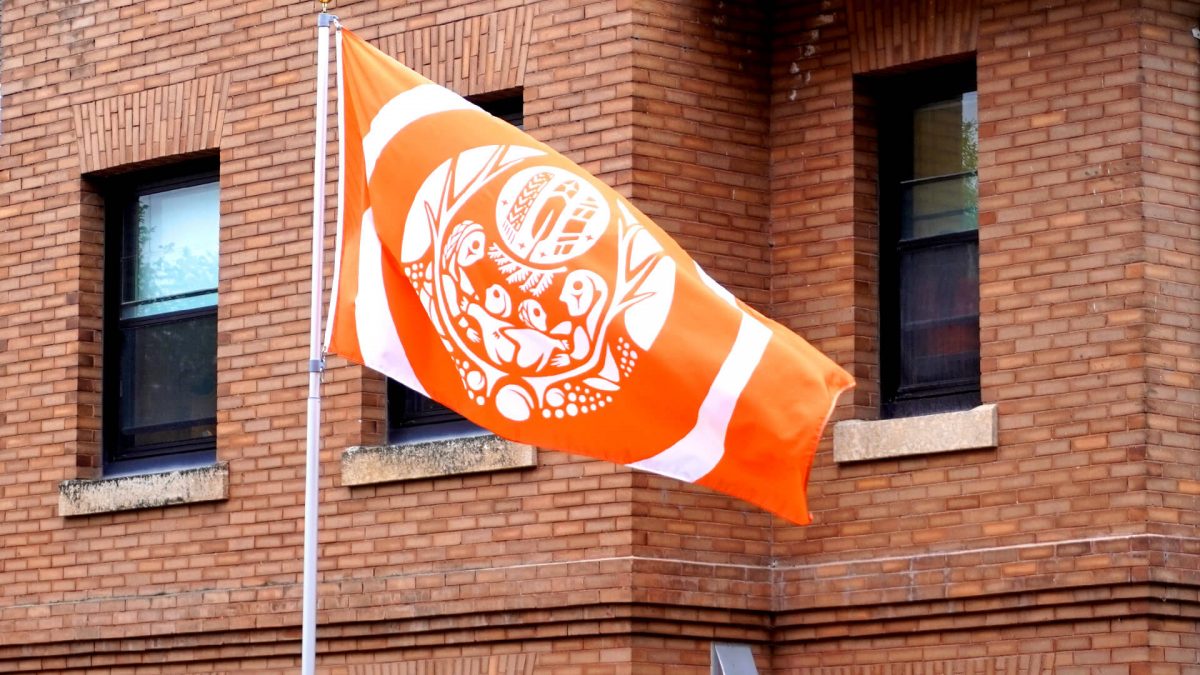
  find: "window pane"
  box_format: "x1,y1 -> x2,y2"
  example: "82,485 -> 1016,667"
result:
912,91 -> 977,178
390,384 -> 462,426
963,91 -> 978,170
898,241 -> 979,391
387,378 -> 485,443
901,173 -> 978,239
124,181 -> 219,318
479,95 -> 523,128
120,313 -> 217,452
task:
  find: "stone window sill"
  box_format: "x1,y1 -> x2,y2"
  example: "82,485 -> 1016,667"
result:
58,463 -> 229,517
833,404 -> 997,463
341,434 -> 536,486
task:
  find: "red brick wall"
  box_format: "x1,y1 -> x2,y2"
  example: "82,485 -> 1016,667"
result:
628,0 -> 772,306
1,0 -> 1198,671
1136,1 -> 1200,538
976,0 -> 1150,547
767,0 -> 1200,671
769,0 -> 871,423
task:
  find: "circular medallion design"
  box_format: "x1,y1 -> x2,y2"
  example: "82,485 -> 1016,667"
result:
399,145 -> 677,421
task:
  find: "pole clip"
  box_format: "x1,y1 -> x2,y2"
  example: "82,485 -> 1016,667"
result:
309,358 -> 326,373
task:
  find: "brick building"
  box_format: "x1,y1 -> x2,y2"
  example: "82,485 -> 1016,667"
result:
1,0 -> 1198,672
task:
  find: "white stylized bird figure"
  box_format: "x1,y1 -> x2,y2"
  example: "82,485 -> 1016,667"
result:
553,269 -> 608,364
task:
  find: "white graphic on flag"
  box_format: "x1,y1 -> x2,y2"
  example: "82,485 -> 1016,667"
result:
398,145 -> 677,422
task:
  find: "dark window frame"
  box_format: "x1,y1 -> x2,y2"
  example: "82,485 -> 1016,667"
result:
385,92 -> 522,443
386,378 -> 486,444
102,158 -> 220,475
875,60 -> 981,419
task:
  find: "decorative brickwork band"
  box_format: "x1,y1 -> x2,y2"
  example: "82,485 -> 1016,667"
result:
377,8 -> 535,96
807,654 -> 1053,674
351,654 -> 537,675
72,74 -> 230,173
846,0 -> 980,73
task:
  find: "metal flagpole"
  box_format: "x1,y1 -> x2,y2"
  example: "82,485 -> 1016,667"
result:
302,7 -> 336,674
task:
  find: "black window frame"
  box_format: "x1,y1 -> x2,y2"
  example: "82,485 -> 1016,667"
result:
102,158 -> 220,475
385,92 -> 522,443
875,60 -> 981,419
386,378 -> 487,443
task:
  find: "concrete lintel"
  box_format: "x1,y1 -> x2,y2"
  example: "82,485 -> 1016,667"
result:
342,435 -> 537,486
833,404 -> 998,463
58,463 -> 229,517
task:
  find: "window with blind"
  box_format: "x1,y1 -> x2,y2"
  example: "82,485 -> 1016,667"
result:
878,61 -> 981,418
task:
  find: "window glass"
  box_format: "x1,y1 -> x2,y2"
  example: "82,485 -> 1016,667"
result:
711,643 -> 760,675
124,182 -> 220,318
898,241 -> 980,390
120,314 -> 217,454
912,91 -> 977,177
901,174 -> 978,239
482,95 -> 523,128
902,91 -> 979,239
387,378 -> 485,443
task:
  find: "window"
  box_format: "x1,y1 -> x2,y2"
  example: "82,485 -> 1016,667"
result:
877,61 -> 980,418
473,89 -> 523,128
103,160 -> 219,474
711,643 -> 759,675
387,378 -> 486,443
386,92 -> 522,443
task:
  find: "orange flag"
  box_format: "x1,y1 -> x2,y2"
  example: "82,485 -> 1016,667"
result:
326,29 -> 854,524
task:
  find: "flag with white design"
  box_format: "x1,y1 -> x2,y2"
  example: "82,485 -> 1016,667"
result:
326,29 -> 854,524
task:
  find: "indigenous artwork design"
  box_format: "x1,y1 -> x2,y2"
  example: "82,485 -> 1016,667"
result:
398,146 -> 676,423
328,28 -> 854,524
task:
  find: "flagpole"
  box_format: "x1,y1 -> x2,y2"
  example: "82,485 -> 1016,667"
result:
302,8 -> 335,675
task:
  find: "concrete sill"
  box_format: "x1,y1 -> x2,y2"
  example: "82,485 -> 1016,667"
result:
833,404 -> 997,463
341,435 -> 536,486
59,463 -> 229,517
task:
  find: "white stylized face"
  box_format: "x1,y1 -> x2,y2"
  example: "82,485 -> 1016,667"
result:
457,229 -> 485,267
485,284 -> 512,317
559,269 -> 604,317
518,298 -> 548,331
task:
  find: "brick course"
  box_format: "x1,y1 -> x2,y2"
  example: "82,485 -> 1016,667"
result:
1,0 -> 1198,671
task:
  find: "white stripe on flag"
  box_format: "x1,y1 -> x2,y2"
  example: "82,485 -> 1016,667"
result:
363,85 -> 478,180
627,312 -> 772,482
355,208 -> 427,395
